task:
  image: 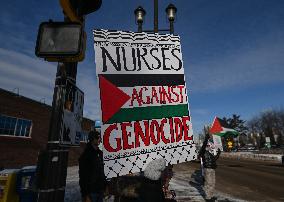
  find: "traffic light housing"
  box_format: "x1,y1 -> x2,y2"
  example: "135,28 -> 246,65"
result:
60,0 -> 102,22
35,21 -> 85,62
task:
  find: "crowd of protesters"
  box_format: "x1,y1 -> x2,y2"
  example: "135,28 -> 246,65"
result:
78,130 -> 221,202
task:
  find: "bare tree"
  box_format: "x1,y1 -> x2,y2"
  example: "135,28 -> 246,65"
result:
247,109 -> 284,147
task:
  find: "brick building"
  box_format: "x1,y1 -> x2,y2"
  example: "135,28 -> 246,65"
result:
0,88 -> 95,169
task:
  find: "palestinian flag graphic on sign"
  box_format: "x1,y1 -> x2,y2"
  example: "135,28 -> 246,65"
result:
99,74 -> 189,124
93,29 -> 197,178
210,116 -> 239,136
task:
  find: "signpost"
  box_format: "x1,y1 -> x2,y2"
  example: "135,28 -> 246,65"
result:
93,29 -> 197,178
34,1 -> 101,201
265,137 -> 271,149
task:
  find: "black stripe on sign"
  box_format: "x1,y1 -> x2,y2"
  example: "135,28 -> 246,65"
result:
100,74 -> 185,87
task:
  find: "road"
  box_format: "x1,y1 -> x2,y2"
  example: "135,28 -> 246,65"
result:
217,158 -> 284,201
172,158 -> 284,202
65,158 -> 284,202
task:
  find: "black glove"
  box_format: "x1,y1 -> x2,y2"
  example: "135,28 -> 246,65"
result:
205,133 -> 210,140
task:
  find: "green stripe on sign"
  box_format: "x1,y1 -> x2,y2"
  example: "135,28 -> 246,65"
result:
106,104 -> 189,124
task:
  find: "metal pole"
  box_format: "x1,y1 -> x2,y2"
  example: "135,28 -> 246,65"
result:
37,62 -> 77,202
36,15 -> 79,201
169,20 -> 174,34
154,0 -> 158,33
47,63 -> 66,145
138,22 -> 143,32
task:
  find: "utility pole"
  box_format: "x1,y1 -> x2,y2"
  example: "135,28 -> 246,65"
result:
35,1 -> 102,201
37,62 -> 76,202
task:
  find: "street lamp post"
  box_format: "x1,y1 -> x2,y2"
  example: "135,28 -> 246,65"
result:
154,0 -> 158,33
134,6 -> 146,33
166,4 -> 177,34
134,1 -> 177,34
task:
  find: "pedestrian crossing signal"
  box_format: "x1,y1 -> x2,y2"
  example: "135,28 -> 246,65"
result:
35,21 -> 85,62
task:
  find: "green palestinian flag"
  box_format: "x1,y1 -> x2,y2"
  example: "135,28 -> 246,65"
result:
209,117 -> 239,137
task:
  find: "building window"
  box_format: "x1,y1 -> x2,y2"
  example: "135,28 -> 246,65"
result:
0,114 -> 32,137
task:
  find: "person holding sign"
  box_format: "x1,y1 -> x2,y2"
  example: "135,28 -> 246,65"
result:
199,133 -> 221,202
79,131 -> 106,202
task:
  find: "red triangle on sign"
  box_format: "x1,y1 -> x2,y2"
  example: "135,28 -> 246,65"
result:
99,75 -> 131,123
209,117 -> 222,134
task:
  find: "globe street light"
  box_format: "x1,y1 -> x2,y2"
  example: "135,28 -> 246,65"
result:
166,3 -> 177,34
134,6 -> 146,32
134,2 -> 177,34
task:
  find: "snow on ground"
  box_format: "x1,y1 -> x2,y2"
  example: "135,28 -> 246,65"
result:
221,152 -> 283,162
64,166 -> 81,202
65,166 -> 246,202
169,166 -> 247,202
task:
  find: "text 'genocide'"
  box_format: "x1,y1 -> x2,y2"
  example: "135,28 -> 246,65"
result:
103,116 -> 192,152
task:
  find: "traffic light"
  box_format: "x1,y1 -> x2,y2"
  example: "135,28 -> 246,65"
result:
35,0 -> 101,62
35,21 -> 85,62
60,0 -> 102,22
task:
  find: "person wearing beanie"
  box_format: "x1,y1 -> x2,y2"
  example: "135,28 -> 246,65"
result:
114,158 -> 167,202
79,130 -> 106,202
199,133 -> 221,202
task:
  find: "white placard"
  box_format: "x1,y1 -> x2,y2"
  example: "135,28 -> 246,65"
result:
93,29 -> 196,178
213,135 -> 223,151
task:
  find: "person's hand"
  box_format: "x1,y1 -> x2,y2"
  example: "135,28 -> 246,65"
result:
205,133 -> 210,140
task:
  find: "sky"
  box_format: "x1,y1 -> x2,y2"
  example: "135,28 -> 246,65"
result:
0,0 -> 284,135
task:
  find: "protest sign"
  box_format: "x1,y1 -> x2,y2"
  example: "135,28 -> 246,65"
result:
93,29 -> 196,178
212,134 -> 223,151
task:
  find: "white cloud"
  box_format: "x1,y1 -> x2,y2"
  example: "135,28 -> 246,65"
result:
187,33 -> 284,92
0,48 -> 56,104
0,14 -> 36,57
0,11 -> 102,122
0,47 -> 102,121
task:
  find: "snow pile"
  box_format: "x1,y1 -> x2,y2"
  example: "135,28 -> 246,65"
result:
221,152 -> 282,162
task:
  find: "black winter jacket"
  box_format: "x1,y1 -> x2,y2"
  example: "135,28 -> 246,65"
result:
114,176 -> 165,202
79,143 -> 106,197
199,136 -> 221,169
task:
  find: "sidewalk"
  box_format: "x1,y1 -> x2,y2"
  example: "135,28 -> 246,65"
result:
65,166 -> 81,202
64,165 -> 246,202
170,163 -> 246,202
